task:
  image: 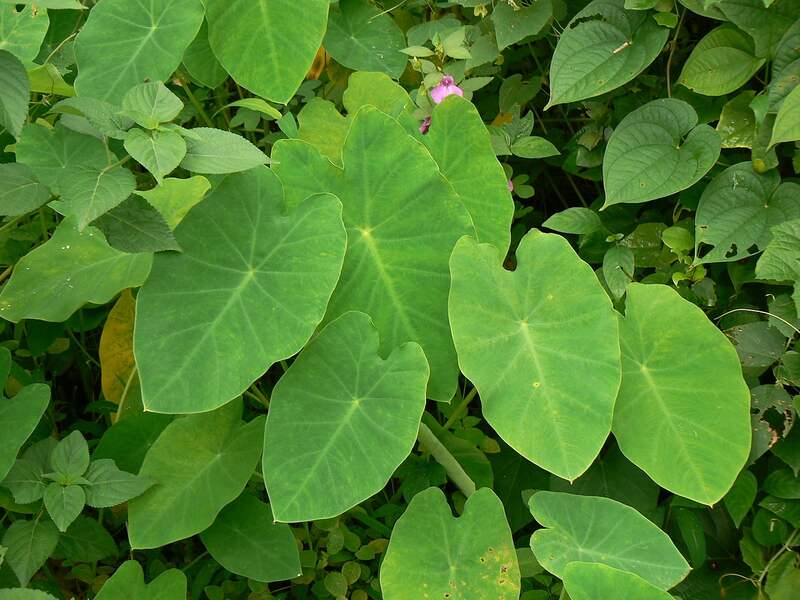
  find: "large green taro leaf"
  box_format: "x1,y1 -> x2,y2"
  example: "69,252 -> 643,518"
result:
272,107 -> 474,402
563,563 -> 678,600
127,400 -> 264,549
546,0 -> 669,108
380,487 -> 520,600
324,0 -> 408,79
295,74 -> 512,254
95,560 -> 186,600
74,0 -> 204,104
0,4 -> 49,63
200,494 -> 301,583
612,283 -> 751,505
448,230 -> 621,480
529,491 -> 690,590
134,167 -> 346,414
694,163 -> 800,264
602,99 -> 720,207
0,380 -> 50,481
263,311 -> 428,522
205,0 -> 328,103
0,219 -> 152,323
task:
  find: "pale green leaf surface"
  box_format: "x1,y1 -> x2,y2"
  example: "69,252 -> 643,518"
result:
678,25 -> 764,96
0,5 -> 48,63
272,106 -> 474,402
133,176 -> 210,229
50,430 -> 89,480
127,401 -> 264,549
264,311 -> 428,522
0,50 -> 29,139
529,491 -> 690,589
134,168 -> 346,413
563,562 -> 678,600
771,85 -> 800,146
694,163 -> 800,264
324,0 -> 408,79
613,283 -> 751,504
546,0 -> 669,107
0,163 -> 50,216
492,0 -> 553,51
602,99 -> 720,206
55,164 -> 136,230
380,487 -> 520,600
83,459 -> 154,508
95,560 -> 186,600
205,0 -> 328,103
121,82 -> 183,129
716,91 -> 757,149
1,519 -> 59,587
200,494 -> 301,582
448,230 -> 621,480
182,20 -> 227,89
43,483 -> 85,532
74,0 -> 204,104
179,127 -> 267,174
124,128 -> 187,183
0,218 -> 152,323
0,383 -> 49,481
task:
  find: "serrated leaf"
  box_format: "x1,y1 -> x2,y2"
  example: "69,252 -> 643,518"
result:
530,491 -> 690,589
50,431 -> 89,481
127,401 -> 263,549
678,25 -> 764,96
264,311 -> 428,522
602,99 -> 720,206
200,494 -> 301,583
448,230 -> 621,480
134,168 -> 345,414
121,82 -> 184,129
0,163 -> 50,216
56,164 -> 136,230
43,482 -> 85,532
381,487 -> 520,599
273,106 -> 474,402
179,127 -> 267,174
124,128 -> 186,184
74,0 -> 204,104
324,0 -> 408,79
0,383 -> 50,481
546,0 -> 669,108
0,50 -> 29,139
1,519 -> 59,587
93,195 -> 181,254
563,562 -> 678,600
1,459 -> 46,504
0,218 -> 152,323
694,163 -> 800,264
205,0 -> 328,103
613,283 -> 751,504
83,459 -> 153,508
95,560 -> 186,600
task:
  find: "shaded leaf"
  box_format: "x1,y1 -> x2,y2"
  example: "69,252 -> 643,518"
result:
93,195 -> 180,254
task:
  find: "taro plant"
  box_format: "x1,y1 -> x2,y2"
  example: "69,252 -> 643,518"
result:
0,0 -> 799,599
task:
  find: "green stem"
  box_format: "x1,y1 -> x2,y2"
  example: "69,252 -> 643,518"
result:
181,81 -> 214,128
115,367 -> 137,422
347,507 -> 393,537
417,423 -> 476,497
443,387 -> 478,429
182,551 -> 209,573
666,7 -> 687,98
758,529 -> 799,589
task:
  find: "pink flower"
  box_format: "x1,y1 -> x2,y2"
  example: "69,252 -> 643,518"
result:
507,180 -> 514,193
419,116 -> 432,134
431,75 -> 463,104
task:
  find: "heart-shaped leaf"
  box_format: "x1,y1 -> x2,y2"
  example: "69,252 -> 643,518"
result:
264,311 -> 428,522
613,283 -> 751,504
563,562 -> 678,600
448,230 -> 621,480
603,99 -> 720,207
0,381 -> 50,481
94,560 -> 186,600
135,167 -> 346,414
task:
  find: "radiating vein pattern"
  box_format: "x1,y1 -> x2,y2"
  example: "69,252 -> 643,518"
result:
134,167 -> 346,413
263,311 -> 428,522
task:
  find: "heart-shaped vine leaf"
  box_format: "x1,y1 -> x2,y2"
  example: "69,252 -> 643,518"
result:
448,230 -> 621,480
94,560 -> 186,600
613,283 -> 751,504
0,380 -> 50,481
602,99 -> 720,207
694,163 -> 800,264
492,0 -> 553,51
324,0 -> 408,79
74,0 -> 204,104
200,494 -> 301,583
0,219 -> 152,323
380,487 -> 520,599
717,0 -> 800,59
127,400 -> 264,549
529,491 -> 690,589
272,106 -> 474,402
678,25 -> 765,96
120,82 -> 184,129
563,562 -> 678,600
546,0 -> 669,108
135,167 -> 346,414
205,0 -> 329,103
264,311 -> 428,522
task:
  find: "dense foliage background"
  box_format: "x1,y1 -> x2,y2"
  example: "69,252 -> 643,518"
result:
1,0 -> 799,598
